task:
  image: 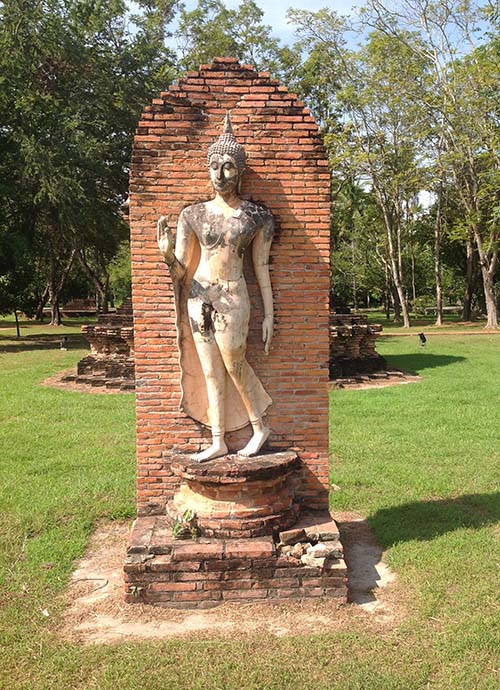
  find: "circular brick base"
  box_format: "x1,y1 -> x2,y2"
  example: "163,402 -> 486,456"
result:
167,451 -> 301,538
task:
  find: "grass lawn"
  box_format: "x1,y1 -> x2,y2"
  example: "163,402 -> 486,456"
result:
1,321 -> 499,689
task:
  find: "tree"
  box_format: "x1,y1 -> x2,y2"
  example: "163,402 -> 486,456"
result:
0,223 -> 39,336
290,9 -> 431,326
0,0 -> 177,324
364,0 -> 500,327
109,240 -> 132,305
175,0 -> 286,74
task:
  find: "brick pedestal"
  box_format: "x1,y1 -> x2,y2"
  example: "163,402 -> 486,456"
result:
167,451 -> 300,538
125,512 -> 347,608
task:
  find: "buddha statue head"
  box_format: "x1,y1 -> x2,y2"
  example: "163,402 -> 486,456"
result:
207,112 -> 246,196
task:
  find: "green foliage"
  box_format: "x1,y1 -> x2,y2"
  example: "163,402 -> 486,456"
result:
0,0 -> 177,319
108,240 -> 132,305
0,220 -> 38,318
331,180 -> 387,309
172,508 -> 199,539
288,2 -> 500,323
175,0 -> 286,74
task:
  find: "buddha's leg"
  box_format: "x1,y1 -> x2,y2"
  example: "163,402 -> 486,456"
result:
188,301 -> 228,462
214,303 -> 270,457
226,364 -> 271,456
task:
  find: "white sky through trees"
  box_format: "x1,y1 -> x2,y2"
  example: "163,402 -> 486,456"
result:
211,0 -> 357,44
128,1 -> 359,47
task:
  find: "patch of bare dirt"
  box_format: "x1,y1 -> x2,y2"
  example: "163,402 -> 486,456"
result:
41,369 -> 130,394
56,515 -> 403,645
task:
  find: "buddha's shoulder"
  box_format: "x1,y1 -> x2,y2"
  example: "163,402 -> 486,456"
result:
179,202 -> 210,223
241,200 -> 274,224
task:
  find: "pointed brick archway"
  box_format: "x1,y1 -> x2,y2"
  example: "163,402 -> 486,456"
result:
129,57 -> 331,517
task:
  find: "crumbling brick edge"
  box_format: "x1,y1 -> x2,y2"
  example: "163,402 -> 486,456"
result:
124,512 -> 347,608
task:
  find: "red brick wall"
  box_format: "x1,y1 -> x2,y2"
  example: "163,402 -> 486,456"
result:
130,58 -> 331,516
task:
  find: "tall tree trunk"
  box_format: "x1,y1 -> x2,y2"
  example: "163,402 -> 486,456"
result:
461,235 -> 475,321
411,251 -> 417,310
392,286 -> 402,322
49,299 -> 62,326
473,225 -> 498,328
434,195 -> 443,326
388,235 -> 410,326
48,256 -> 62,326
75,249 -> 109,313
14,310 -> 21,338
351,238 -> 357,310
384,264 -> 391,320
381,208 -> 411,327
48,250 -> 76,326
482,268 -> 498,328
35,284 -> 49,321
481,262 -> 498,328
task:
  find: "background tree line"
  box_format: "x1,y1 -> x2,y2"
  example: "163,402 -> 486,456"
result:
1,0 -> 499,327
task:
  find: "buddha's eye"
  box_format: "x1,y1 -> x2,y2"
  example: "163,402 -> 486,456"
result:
223,162 -> 234,172
210,161 -> 218,170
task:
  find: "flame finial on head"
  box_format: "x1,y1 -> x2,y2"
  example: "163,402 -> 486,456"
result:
207,111 -> 246,172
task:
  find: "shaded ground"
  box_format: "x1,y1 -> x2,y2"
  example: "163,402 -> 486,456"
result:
331,370 -> 422,390
381,327 -> 500,337
57,513 -> 400,645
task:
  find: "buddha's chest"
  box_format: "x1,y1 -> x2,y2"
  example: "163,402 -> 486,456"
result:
196,213 -> 258,257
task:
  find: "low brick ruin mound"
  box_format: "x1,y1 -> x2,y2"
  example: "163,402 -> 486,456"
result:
42,368 -> 133,394
329,314 -> 387,380
61,298 -> 136,392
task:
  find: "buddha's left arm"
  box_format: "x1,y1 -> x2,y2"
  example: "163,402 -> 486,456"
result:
252,216 -> 274,354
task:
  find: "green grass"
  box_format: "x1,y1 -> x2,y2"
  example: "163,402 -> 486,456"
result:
1,322 -> 499,689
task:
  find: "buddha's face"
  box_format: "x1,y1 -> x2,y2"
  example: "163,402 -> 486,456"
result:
209,153 -> 240,195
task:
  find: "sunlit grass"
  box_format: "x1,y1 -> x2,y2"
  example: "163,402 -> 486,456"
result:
1,325 -> 499,689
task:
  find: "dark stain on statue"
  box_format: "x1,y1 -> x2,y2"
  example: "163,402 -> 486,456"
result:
200,302 -> 214,336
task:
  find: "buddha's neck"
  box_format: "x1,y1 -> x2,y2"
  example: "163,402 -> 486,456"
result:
213,191 -> 241,210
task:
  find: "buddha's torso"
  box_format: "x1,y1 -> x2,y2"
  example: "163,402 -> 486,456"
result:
181,200 -> 272,282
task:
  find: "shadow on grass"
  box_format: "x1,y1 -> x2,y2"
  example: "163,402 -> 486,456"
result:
0,333 -> 87,353
369,492 -> 500,547
385,352 -> 465,375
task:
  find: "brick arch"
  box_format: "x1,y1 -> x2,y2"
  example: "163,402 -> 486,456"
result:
130,58 -> 331,516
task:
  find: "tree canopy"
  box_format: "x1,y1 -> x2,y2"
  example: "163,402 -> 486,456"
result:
1,0 -> 499,328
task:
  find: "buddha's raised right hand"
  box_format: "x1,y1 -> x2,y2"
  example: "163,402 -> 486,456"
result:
157,216 -> 175,265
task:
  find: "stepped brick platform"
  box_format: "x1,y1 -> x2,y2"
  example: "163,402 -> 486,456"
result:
330,314 -> 386,379
64,298 -> 135,390
167,452 -> 301,538
125,512 -> 347,608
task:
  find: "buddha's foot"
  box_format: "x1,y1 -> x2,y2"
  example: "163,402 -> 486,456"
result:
191,440 -> 228,463
238,426 -> 271,457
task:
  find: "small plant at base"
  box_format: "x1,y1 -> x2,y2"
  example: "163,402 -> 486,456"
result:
172,509 -> 199,540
